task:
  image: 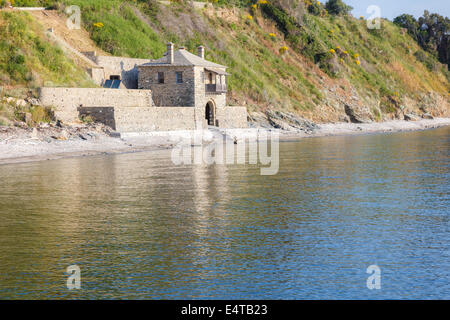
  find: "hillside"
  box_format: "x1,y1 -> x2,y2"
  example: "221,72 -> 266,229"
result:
1,0 -> 449,125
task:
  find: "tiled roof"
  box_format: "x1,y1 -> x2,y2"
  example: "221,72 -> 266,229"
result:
139,49 -> 227,68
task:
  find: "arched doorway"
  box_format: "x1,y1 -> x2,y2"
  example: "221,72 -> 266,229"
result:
205,101 -> 216,126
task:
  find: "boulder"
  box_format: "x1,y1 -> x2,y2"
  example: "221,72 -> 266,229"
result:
26,98 -> 41,106
3,97 -> 27,107
30,128 -> 39,139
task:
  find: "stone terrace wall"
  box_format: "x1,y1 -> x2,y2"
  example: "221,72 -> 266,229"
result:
216,107 -> 248,128
39,87 -> 154,123
80,106 -> 246,132
114,107 -> 196,132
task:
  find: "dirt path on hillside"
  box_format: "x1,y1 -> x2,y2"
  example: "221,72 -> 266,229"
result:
30,10 -> 108,56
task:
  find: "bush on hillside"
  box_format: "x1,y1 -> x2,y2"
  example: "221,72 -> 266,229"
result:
307,1 -> 322,16
325,0 -> 352,16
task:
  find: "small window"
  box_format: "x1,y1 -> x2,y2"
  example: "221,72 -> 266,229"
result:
209,72 -> 213,84
176,72 -> 183,84
110,75 -> 121,80
158,72 -> 165,84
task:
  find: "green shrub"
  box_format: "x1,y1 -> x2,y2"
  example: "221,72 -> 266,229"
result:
325,0 -> 352,16
307,2 -> 322,16
31,105 -> 53,123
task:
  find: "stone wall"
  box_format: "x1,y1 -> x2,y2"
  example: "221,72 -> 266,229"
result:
138,66 -> 196,106
216,106 -> 248,128
192,66 -> 227,128
193,66 -> 227,109
114,107 -> 196,132
93,56 -> 152,88
88,67 -> 105,86
39,87 -> 154,123
78,107 -> 116,129
78,105 -> 246,132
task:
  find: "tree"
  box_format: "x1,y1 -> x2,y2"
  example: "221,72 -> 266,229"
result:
393,14 -> 419,41
394,11 -> 450,67
325,0 -> 352,16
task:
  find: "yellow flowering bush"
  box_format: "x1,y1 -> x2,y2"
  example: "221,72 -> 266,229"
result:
305,0 -> 326,16
279,46 -> 289,55
329,49 -> 336,54
93,22 -> 104,29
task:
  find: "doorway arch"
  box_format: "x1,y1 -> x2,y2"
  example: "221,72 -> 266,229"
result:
205,100 -> 217,126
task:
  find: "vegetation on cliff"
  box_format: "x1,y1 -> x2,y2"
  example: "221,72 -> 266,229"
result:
0,10 -> 92,86
393,11 -> 450,67
0,0 -> 449,124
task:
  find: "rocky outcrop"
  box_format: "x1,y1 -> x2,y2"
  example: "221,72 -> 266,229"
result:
344,104 -> 373,123
247,112 -> 273,129
419,92 -> 450,118
265,109 -> 319,133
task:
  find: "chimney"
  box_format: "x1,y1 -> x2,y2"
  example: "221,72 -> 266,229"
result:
198,45 -> 205,59
167,42 -> 174,64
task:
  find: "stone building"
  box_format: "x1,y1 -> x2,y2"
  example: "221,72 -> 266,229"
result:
39,43 -> 247,132
138,43 -> 229,126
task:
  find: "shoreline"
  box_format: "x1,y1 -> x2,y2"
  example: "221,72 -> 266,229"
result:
0,118 -> 449,166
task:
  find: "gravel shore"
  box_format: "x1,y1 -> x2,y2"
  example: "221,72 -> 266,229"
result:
1,118 -> 449,165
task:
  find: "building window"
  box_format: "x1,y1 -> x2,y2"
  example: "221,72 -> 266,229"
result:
209,72 -> 213,84
158,72 -> 164,84
176,71 -> 183,84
